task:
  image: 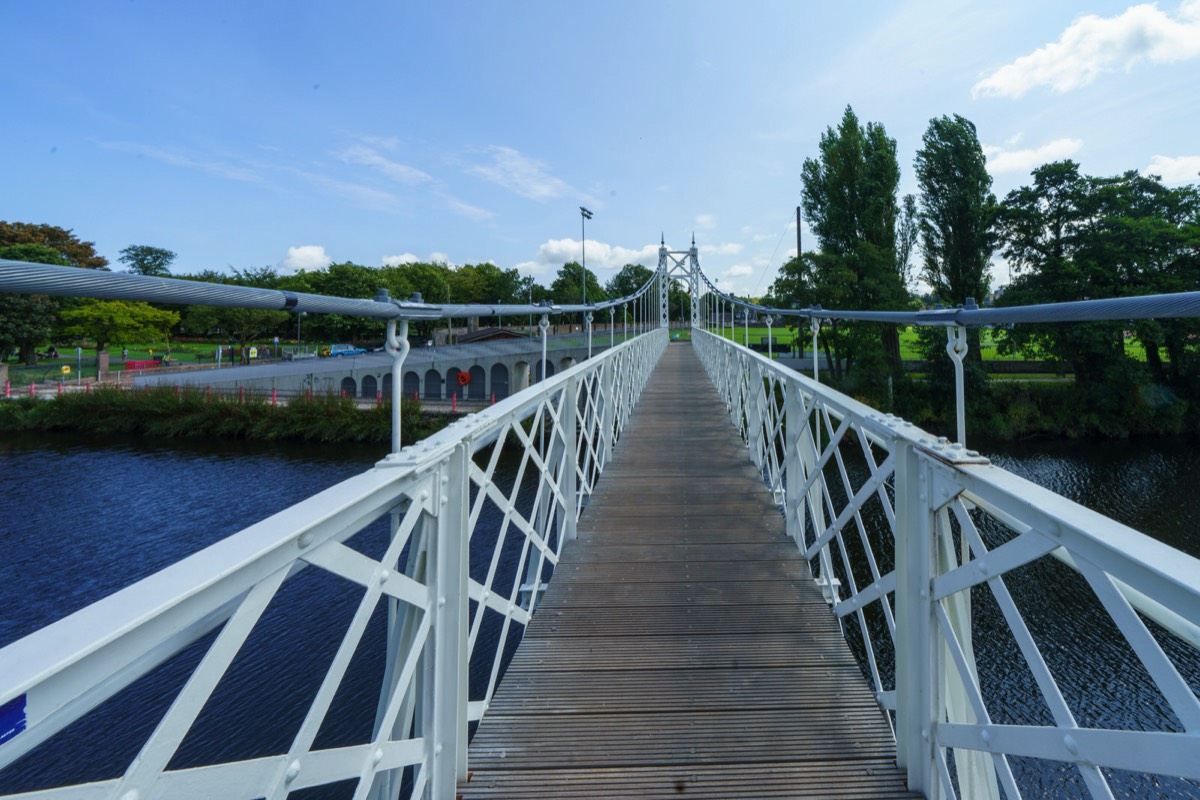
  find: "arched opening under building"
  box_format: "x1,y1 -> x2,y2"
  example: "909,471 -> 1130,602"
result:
490,363 -> 510,400
424,369 -> 442,400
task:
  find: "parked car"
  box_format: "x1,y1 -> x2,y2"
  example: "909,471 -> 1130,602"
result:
327,344 -> 366,357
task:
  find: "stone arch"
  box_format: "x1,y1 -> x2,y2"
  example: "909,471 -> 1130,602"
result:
559,356 -> 576,371
490,363 -> 510,400
468,365 -> 486,400
340,376 -> 357,397
403,370 -> 420,399
361,374 -> 378,399
534,358 -> 555,382
382,372 -> 393,398
424,369 -> 442,400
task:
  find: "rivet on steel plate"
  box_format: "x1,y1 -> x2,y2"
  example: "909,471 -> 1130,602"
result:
285,760 -> 301,783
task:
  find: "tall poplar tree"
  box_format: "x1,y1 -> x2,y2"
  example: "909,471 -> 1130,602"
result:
914,115 -> 997,307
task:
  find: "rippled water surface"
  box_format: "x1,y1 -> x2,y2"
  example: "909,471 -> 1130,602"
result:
2,431 -> 1198,797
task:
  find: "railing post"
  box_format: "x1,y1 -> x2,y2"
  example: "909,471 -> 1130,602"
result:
894,442 -> 937,796
746,361 -> 764,470
559,376 -> 579,539
427,444 -> 469,795
599,357 -> 616,468
783,380 -> 802,546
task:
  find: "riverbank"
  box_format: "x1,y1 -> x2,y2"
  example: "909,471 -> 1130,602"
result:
0,386 -> 453,445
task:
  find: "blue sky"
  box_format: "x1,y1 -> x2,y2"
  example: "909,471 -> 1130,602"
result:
5,1 -> 1199,297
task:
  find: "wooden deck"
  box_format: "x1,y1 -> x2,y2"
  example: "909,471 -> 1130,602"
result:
460,343 -> 917,799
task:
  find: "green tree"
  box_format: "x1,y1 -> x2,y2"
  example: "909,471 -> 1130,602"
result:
995,162 -> 1200,433
914,115 -> 997,309
550,262 -> 607,322
606,264 -> 654,298
0,221 -> 109,269
798,105 -> 908,382
118,245 -> 176,277
0,244 -> 71,363
60,300 -> 180,354
180,268 -> 294,361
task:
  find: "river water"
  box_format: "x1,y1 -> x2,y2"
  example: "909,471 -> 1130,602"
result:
1,431 -> 1198,796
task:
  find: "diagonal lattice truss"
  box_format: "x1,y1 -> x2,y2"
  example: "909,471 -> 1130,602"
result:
693,329 -> 1200,800
0,330 -> 667,800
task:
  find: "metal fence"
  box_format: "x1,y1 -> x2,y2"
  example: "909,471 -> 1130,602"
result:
693,328 -> 1200,799
0,329 -> 667,799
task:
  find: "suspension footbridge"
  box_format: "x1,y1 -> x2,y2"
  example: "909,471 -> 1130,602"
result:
2,255 -> 1199,799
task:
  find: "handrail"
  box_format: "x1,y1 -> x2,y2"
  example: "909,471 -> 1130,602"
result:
693,328 -> 1200,799
0,328 -> 668,799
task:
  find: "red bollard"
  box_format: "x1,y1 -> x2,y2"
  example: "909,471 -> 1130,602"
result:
175,385 -> 181,397
29,383 -> 34,397
271,387 -> 278,406
206,386 -> 212,399
145,386 -> 150,396
451,392 -> 457,412
490,392 -> 495,405
306,388 -> 312,400
341,389 -> 346,398
239,386 -> 245,403
414,391 -> 419,403
58,382 -> 63,396
376,390 -> 382,406
86,382 -> 91,394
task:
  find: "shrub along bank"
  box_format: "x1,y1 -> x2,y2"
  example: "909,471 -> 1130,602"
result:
829,369 -> 1197,442
0,386 -> 450,445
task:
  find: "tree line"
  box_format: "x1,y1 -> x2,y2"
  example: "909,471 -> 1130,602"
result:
0,223 -> 678,365
764,105 -> 1200,438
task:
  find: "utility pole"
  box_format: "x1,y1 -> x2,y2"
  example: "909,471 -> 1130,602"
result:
796,205 -> 802,262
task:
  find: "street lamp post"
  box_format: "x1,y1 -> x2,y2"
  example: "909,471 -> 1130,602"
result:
579,206 -> 592,309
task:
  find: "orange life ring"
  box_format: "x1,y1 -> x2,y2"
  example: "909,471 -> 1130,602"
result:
457,372 -> 471,385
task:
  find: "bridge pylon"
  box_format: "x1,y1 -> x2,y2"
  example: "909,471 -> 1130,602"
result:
657,235 -> 702,329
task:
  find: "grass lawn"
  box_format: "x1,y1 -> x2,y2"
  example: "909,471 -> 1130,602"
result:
3,339 -> 297,382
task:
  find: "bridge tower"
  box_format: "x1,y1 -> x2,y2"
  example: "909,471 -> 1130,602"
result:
657,235 -> 702,329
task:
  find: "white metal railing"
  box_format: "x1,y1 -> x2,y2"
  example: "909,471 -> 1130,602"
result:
0,329 -> 667,800
693,329 -> 1200,800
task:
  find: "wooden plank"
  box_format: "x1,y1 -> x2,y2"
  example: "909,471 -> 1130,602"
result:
461,343 -> 915,799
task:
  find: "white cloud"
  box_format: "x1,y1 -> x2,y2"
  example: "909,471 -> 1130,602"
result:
336,144 -> 432,185
382,253 -> 419,266
280,245 -> 332,273
429,252 -> 454,266
1144,153 -> 1200,183
723,265 -> 754,278
973,1 -> 1200,98
516,238 -> 661,277
695,213 -> 717,229
101,140 -> 267,185
700,243 -> 744,256
467,145 -> 574,201
983,138 -> 1083,173
438,193 -> 494,221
